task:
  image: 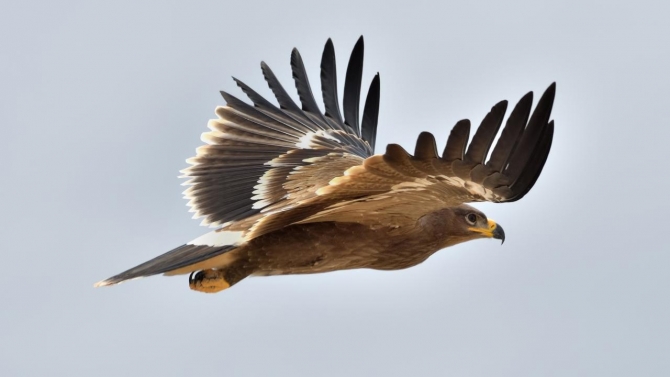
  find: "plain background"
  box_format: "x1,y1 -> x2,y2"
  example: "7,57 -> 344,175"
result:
2,0 -> 669,376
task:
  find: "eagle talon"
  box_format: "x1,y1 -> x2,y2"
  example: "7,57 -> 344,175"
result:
188,269 -> 230,293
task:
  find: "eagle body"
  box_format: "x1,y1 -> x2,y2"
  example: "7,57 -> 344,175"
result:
229,208 -> 472,276
96,37 -> 554,293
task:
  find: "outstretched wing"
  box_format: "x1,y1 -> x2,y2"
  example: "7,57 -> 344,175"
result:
297,83 -> 556,226
183,37 -> 380,229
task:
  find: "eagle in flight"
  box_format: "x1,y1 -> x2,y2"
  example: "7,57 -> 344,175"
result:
96,37 -> 555,293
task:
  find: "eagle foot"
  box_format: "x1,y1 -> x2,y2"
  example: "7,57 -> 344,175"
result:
188,269 -> 230,293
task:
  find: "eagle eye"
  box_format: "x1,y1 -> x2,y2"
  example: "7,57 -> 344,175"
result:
465,213 -> 477,225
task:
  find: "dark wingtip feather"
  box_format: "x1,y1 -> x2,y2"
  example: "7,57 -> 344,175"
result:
547,82 -> 556,94
220,89 -> 259,111
343,36 -> 365,136
361,73 -> 380,152
384,143 -> 411,164
414,132 -> 438,159
320,38 -> 344,125
290,47 -> 325,118
465,100 -> 508,164
260,61 -> 300,112
487,91 -> 533,171
220,90 -> 234,104
442,119 -> 471,161
504,82 -> 556,181
231,76 -> 276,110
508,120 -> 554,201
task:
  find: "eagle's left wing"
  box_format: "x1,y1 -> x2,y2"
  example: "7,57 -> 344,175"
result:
184,37 -> 380,231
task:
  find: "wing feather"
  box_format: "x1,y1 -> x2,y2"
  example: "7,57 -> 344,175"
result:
290,48 -> 330,128
465,100 -> 508,164
504,83 -> 556,182
343,36 -> 364,136
361,73 -> 380,152
442,119 -> 471,161
487,91 -> 533,171
320,38 -> 344,127
507,120 -> 554,201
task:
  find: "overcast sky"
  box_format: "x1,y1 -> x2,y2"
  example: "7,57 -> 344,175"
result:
2,0 -> 669,376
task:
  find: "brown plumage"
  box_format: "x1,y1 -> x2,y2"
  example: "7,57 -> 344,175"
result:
95,37 -> 554,293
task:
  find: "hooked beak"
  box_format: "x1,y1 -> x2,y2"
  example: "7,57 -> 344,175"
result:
469,219 -> 506,245
492,221 -> 505,244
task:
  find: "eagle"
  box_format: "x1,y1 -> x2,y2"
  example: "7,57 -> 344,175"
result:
96,37 -> 555,293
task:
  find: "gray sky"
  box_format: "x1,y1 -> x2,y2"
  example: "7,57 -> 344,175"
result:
2,0 -> 669,376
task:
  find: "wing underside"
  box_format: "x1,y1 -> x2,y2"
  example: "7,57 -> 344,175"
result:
182,37 -> 381,231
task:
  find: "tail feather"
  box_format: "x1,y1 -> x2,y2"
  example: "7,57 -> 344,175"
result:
95,243 -> 236,287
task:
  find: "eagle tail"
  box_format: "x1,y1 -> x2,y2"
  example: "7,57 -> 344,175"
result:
94,231 -> 242,287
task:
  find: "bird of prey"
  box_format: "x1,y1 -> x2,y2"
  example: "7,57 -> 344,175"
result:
96,37 -> 555,293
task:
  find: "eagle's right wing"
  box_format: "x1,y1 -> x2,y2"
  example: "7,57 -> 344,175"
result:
295,83 -> 556,227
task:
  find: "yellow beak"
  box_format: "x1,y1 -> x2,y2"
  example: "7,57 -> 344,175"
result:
469,219 -> 506,244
